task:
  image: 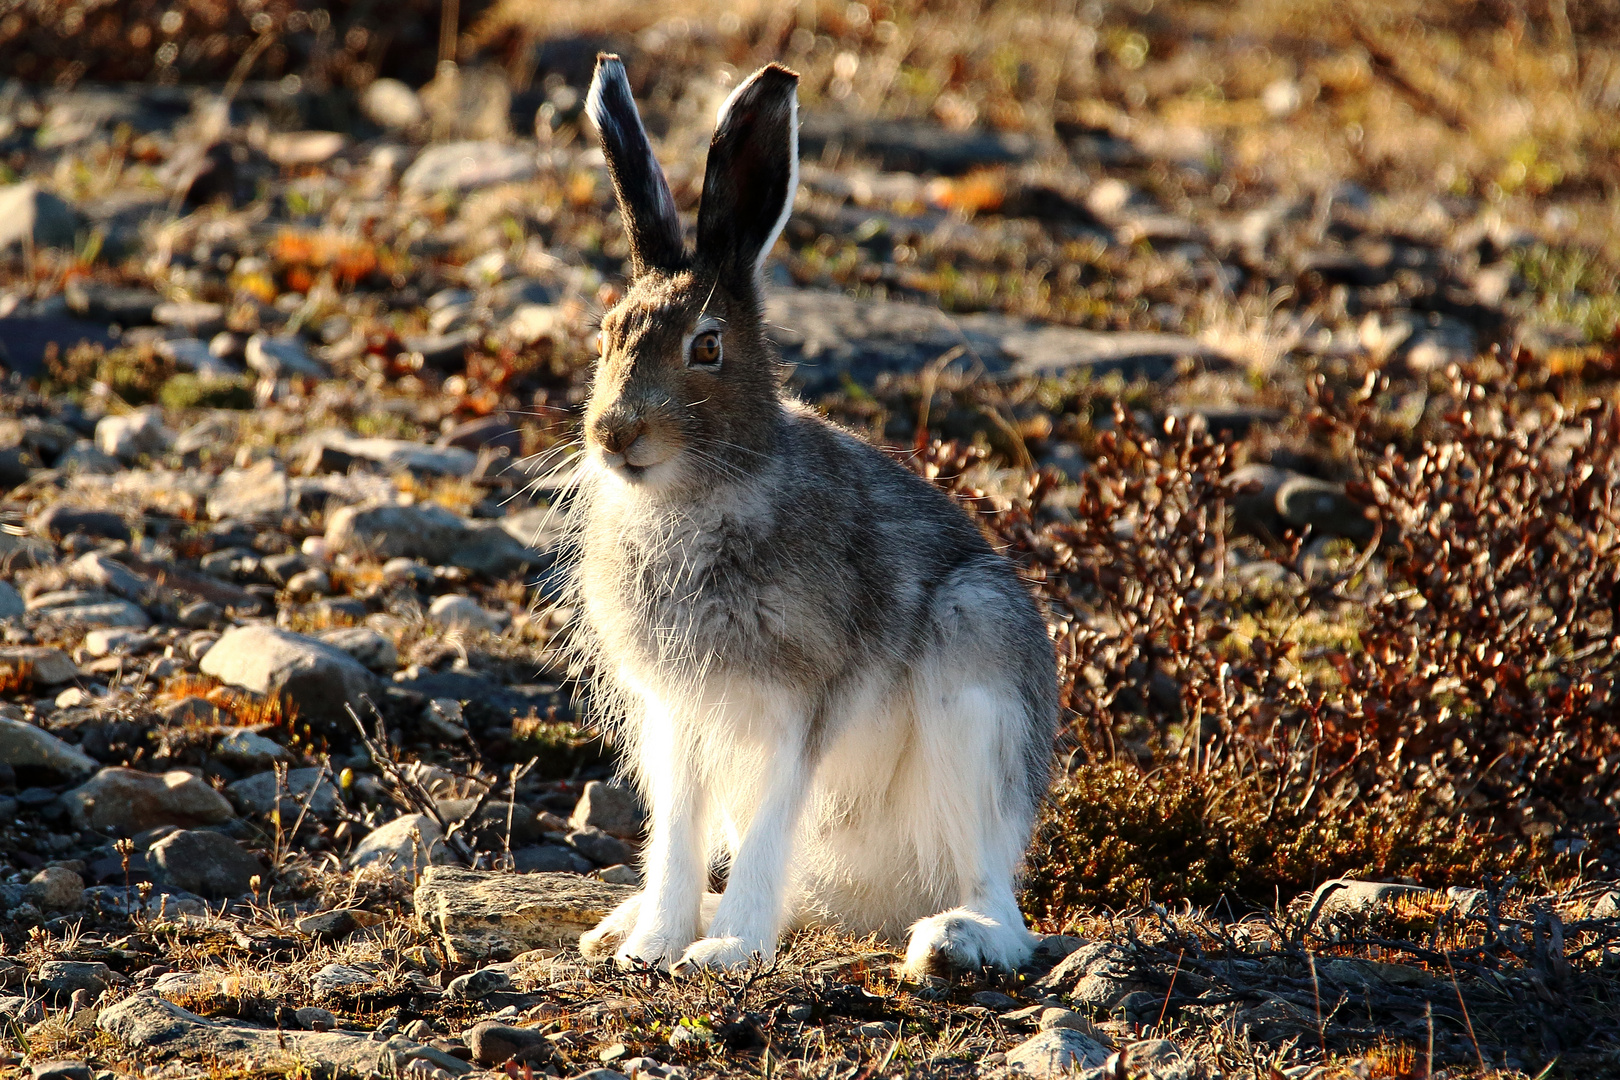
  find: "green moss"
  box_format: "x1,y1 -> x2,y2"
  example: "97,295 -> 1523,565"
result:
160,374 -> 255,410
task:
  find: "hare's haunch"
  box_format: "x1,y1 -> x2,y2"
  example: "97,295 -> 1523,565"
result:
566,54 -> 1059,978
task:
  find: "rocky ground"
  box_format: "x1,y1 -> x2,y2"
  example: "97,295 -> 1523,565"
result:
3,2 -> 1620,1078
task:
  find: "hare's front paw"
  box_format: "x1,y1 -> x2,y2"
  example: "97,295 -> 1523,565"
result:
901,908 -> 1032,979
579,894 -> 643,962
613,928 -> 690,970
671,936 -> 772,975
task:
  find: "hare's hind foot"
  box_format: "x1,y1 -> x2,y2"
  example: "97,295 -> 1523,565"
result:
579,891 -> 725,970
901,904 -> 1036,980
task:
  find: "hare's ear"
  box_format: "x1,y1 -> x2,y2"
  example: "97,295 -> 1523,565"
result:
695,63 -> 799,289
586,54 -> 685,276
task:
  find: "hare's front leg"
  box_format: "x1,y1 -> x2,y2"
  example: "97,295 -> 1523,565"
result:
673,735 -> 812,974
610,694 -> 709,969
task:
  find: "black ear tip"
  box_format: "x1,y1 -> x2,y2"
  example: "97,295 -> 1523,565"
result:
595,52 -> 624,67
760,62 -> 800,84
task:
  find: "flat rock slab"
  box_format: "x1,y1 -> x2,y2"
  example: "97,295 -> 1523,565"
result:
0,717 -> 98,777
414,867 -> 634,963
100,992 -> 385,1076
764,289 -> 1224,393
1003,1028 -> 1112,1077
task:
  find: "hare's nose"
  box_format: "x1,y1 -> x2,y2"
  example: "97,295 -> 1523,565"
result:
594,417 -> 646,455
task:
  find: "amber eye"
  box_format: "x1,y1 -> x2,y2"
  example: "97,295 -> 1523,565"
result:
596,331 -> 607,357
688,330 -> 722,368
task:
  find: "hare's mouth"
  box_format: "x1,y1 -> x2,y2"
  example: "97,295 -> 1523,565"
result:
598,436 -> 675,481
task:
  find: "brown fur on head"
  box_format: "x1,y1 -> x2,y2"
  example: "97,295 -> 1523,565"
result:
583,55 -> 799,493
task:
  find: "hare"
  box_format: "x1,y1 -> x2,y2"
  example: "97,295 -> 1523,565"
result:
567,54 -> 1058,978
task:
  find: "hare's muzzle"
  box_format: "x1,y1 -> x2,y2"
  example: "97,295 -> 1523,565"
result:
592,415 -> 646,456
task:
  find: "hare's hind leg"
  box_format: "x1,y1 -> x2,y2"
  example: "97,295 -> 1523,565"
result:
896,674 -> 1044,979
581,892 -> 722,961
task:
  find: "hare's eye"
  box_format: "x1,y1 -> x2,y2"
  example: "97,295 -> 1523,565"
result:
688,330 -> 722,369
595,331 -> 607,357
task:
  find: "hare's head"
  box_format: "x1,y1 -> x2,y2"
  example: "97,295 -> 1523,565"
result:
582,54 -> 798,492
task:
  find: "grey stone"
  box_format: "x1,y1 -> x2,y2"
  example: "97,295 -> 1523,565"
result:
414,866 -> 635,963
347,812 -> 449,872
569,781 -> 644,840
213,728 -> 290,768
25,866 -> 85,911
1227,464 -> 1374,542
445,965 -> 513,1000
153,301 -> 226,333
65,282 -> 162,324
1003,1028 -> 1111,1076
0,717 -> 98,775
54,440 -> 120,475
148,829 -> 263,898
465,1020 -> 549,1066
0,581 -> 24,619
84,628 -> 152,656
294,1006 -> 338,1031
36,598 -> 151,629
764,289 -> 1224,393
206,460 -> 291,520
95,406 -> 172,462
326,500 -> 470,564
68,552 -> 149,599
567,827 -> 631,867
511,844 -> 589,875
1121,1038 -> 1179,1072
0,650 -> 76,683
311,963 -> 377,1000
1592,892 -> 1620,919
598,863 -> 640,886
36,961 -> 112,998
318,627 -> 398,672
1311,879 -> 1434,919
228,767 -> 343,818
245,334 -> 326,379
199,625 -> 379,727
100,992 -> 386,1073
33,504 -> 130,542
428,594 -> 504,633
362,79 -> 424,129
30,1060 -> 92,1080
401,141 -> 536,195
0,183 -> 82,249
66,767 -> 236,833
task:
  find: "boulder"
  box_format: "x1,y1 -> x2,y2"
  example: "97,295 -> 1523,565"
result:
199,625 -> 379,727
0,717 -> 98,776
212,728 -> 290,768
66,767 -> 236,832
0,646 -> 80,685
25,866 -> 85,911
569,781 -> 645,840
100,992 -> 386,1073
318,627 -> 398,672
1311,879 -> 1435,919
427,594 -> 504,634
326,501 -> 469,564
465,1020 -> 550,1066
95,406 -> 172,462
36,961 -> 112,998
227,767 -> 342,818
1003,1028 -> 1111,1077
413,866 -> 635,962
148,829 -> 263,898
347,813 -> 450,872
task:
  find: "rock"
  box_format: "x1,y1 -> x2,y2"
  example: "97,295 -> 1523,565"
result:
84,628 -> 152,656
569,781 -> 644,840
0,646 -> 74,685
511,844 -> 589,874
598,864 -> 639,886
401,141 -> 537,195
0,717 -> 98,776
68,552 -> 149,599
567,827 -> 631,867
0,182 -> 83,249
33,597 -> 151,629
227,767 -> 343,818
148,829 -> 263,898
971,990 -> 1019,1010
213,728 -> 291,768
95,406 -> 172,462
764,289 -> 1224,393
445,965 -> 513,1000
206,460 -> 290,520
348,813 -> 450,872
326,501 -> 469,564
1591,892 -> 1620,919
199,625 -> 379,727
65,282 -> 162,324
1037,1008 -> 1100,1036
404,330 -> 474,371
33,504 -> 131,542
1122,1039 -> 1180,1072
428,594 -> 504,634
265,131 -> 347,166
25,866 -> 85,910
36,961 -> 112,997
1003,1028 -> 1111,1076
30,1061 -> 92,1080
438,415 -> 522,456
311,962 -> 376,1000
414,866 -> 636,962
0,581 -> 22,619
1311,879 -> 1435,919
318,627 -> 398,672
296,908 -> 381,942
1275,473 -> 1376,542
66,767 -> 236,833
465,1020 -> 550,1066
363,79 -> 425,129
286,568 -> 330,598
1448,886 -> 1489,916
153,301 -> 226,334
100,992 -> 386,1073
158,696 -> 225,725
245,334 -> 326,379
53,440 -> 120,475
295,1006 -> 338,1031
316,435 -> 477,476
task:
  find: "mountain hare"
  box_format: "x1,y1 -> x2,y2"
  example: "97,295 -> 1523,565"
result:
569,54 -> 1058,978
